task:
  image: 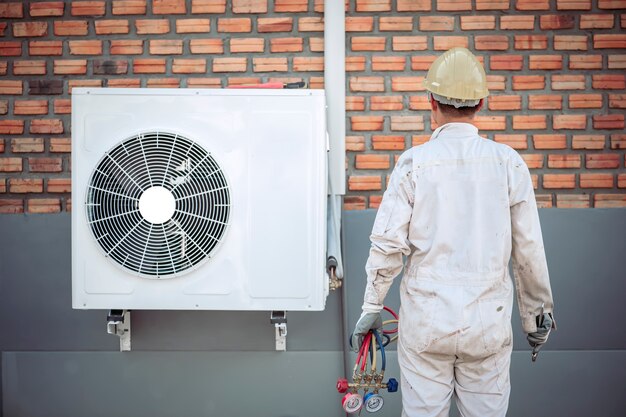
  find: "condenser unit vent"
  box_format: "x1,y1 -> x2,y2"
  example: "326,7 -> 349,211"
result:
86,131 -> 230,278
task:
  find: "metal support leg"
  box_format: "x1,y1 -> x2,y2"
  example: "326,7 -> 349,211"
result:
107,309 -> 131,352
270,311 -> 287,352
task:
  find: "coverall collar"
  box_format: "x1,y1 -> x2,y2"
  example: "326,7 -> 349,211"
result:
429,122 -> 478,141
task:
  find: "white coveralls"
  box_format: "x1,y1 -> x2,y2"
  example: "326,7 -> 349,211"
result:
363,123 -> 554,417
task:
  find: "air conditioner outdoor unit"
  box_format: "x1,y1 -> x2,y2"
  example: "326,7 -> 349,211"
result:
72,88 -> 328,312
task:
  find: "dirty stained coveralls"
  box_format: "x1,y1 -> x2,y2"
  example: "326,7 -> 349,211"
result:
363,123 -> 554,417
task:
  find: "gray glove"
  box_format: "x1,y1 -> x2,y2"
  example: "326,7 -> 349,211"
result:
527,313 -> 554,361
350,312 -> 382,352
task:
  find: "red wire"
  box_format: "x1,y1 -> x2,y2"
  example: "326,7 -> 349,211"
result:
355,332 -> 372,370
382,305 -> 399,335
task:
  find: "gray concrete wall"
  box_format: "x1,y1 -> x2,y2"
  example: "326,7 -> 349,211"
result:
1,210 -> 625,417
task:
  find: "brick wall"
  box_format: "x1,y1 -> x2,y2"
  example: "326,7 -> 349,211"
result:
0,0 -> 625,214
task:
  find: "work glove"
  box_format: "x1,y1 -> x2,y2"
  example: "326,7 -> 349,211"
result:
350,311 -> 382,352
527,312 -> 554,361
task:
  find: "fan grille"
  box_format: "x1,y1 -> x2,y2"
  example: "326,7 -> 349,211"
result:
85,131 -> 231,278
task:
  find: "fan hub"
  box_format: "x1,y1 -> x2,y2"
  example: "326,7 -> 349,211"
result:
138,186 -> 175,224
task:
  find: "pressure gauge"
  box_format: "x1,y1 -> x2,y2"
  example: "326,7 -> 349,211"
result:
364,392 -> 384,413
342,392 -> 363,413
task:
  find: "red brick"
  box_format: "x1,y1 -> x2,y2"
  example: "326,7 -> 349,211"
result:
53,60 -> 87,75
30,119 -> 62,134
146,78 -> 180,88
533,134 -> 567,150
13,22 -> 48,37
258,17 -> 292,33
111,40 -> 144,55
0,158 -> 23,172
298,17 -> 323,31
599,0 -> 626,8
172,59 -> 206,74
136,19 -> 170,34
512,75 -> 545,90
53,99 -> 71,114
593,114 -> 625,129
0,3 -> 24,18
569,55 -> 603,70
593,75 -> 625,90
346,96 -> 365,112
540,15 -> 575,30
490,55 -> 523,70
477,0 -> 510,9
54,21 -> 88,36
554,115 -> 587,130
275,0 -> 307,12
95,20 -> 130,35
29,41 -> 63,56
410,56 -> 437,71
556,194 -> 590,208
153,0 -> 186,14
570,94 -> 603,109
608,55 -> 626,69
10,178 -> 43,193
345,16 -> 374,32
71,1 -> 105,16
355,154 -> 391,170
352,37 -> 386,52
69,40 -> 103,55
149,40 -> 183,55
488,95 -> 521,111
351,116 -> 384,131
346,56 -> 366,72
175,18 -> 211,34
412,135 -> 430,146
593,34 -> 626,49
621,174 -> 626,188
552,75 -> 585,90
419,16 -> 454,31
0,120 -> 24,134
50,138 -> 71,152
529,55 -> 562,70
487,75 -> 506,91
133,58 -> 166,74
11,138 -> 44,153
213,57 -> 247,72
356,0 -> 391,12
348,176 -> 382,191
580,14 -> 615,29
500,15 -> 535,29
372,56 -> 405,71
28,198 -> 61,214
409,95 -> 430,110
522,154 -> 544,169
475,35 -> 509,50
0,199 -> 24,214
346,136 -> 365,152
186,78 -> 221,88
189,39 -> 223,54
14,60 -> 46,76
0,42 -> 21,57
514,35 -> 548,49
594,194 -> 626,208
253,57 -> 287,72
293,57 -> 323,71
473,116 -> 505,131
28,157 -> 62,172
573,134 -> 606,149
586,154 -> 620,169
107,79 -> 142,88
543,174 -> 576,189
308,77 -> 323,89
112,0 -> 147,15
0,80 -> 23,95
557,0 -> 591,10
351,77 -> 385,92
548,154 -> 581,168
609,94 -> 626,109
529,95 -> 562,110
580,173 -> 613,188
371,96 -> 403,111
461,16 -> 496,30
380,17 -> 413,31
0,102 -> 6,116
554,35 -> 588,50
392,36 -> 427,51
372,136 -> 405,151
391,76 -> 424,92
391,116 -> 423,131
437,0 -> 471,11
494,134 -> 528,149
397,0 -> 431,11
191,0 -> 226,13
68,80 -> 102,93
309,37 -> 324,52
344,196 -> 366,210
14,100 -> 48,115
513,115 -> 546,130
433,36 -> 469,50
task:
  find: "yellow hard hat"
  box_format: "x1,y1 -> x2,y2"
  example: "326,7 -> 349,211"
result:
423,47 -> 489,101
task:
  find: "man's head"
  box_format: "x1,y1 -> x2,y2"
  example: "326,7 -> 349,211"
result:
423,47 -> 489,123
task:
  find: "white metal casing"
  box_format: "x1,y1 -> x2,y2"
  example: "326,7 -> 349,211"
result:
72,88 -> 328,311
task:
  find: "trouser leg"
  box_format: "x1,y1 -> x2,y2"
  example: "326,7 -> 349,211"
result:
454,345 -> 512,417
398,338 -> 455,417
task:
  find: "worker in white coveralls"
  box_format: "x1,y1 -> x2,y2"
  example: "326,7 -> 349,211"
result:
351,47 -> 555,417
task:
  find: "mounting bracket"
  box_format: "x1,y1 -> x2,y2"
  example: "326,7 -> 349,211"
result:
107,309 -> 131,352
270,311 -> 287,351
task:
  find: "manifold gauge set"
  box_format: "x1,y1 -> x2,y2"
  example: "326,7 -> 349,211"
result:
336,307 -> 399,414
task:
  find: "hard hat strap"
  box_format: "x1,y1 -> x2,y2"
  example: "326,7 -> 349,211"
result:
428,92 -> 480,109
